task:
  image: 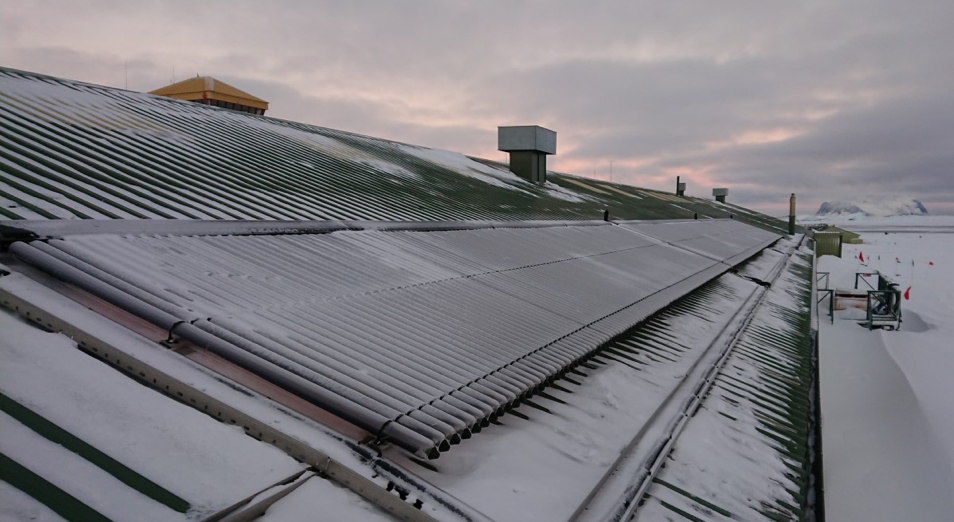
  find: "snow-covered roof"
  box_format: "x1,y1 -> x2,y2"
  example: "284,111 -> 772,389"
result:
6,219 -> 779,458
0,306 -> 305,520
1,221 -> 820,521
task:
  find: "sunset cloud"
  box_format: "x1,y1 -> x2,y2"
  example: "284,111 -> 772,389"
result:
2,0 -> 951,214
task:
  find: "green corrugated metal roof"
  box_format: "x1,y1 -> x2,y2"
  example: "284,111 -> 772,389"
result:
820,226 -> 862,242
639,245 -> 816,521
0,67 -> 786,232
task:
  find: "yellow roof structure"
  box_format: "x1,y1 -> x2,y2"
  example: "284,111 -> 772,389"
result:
149,76 -> 268,111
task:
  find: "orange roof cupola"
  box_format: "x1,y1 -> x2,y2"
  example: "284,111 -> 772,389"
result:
149,76 -> 268,115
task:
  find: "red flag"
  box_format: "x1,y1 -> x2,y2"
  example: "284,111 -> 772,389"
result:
859,251 -> 865,263
904,286 -> 911,300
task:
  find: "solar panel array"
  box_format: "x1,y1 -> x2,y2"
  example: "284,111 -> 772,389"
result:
11,220 -> 779,457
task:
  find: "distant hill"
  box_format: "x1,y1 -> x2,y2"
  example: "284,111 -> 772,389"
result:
817,197 -> 928,217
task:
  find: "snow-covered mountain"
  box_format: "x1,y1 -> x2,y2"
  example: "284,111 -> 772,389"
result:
816,196 -> 928,217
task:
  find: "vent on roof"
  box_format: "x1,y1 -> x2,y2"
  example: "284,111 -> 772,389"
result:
676,176 -> 686,197
498,126 -> 556,184
713,187 -> 728,202
149,76 -> 269,115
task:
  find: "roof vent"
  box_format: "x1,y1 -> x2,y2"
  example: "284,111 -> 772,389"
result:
713,188 -> 728,203
149,76 -> 269,115
676,176 -> 686,196
498,126 -> 556,184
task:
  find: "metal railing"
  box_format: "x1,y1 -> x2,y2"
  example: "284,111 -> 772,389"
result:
816,271 -> 834,324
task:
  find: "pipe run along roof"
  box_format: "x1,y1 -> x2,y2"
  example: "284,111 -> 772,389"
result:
11,219 -> 779,458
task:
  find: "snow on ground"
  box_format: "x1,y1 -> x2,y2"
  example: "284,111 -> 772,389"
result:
816,216 -> 954,521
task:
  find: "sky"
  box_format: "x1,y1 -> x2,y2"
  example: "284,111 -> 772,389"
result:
2,0 -> 952,215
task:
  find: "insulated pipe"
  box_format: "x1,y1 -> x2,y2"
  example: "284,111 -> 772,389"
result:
404,280 -> 559,356
343,289 -> 553,384
8,241 -> 438,456
194,320 -> 455,442
498,365 -> 552,389
470,381 -> 516,404
46,240 -> 482,445
44,240 -> 448,430
446,391 -> 495,418
458,379 -> 512,407
428,400 -> 480,431
304,300 -> 529,392
456,289 -> 579,363
323,296 -> 515,383
274,305 -> 488,394
207,316 -> 444,414
414,405 -> 470,437
39,240 -> 188,318
434,395 -> 486,422
523,344 -> 584,371
496,340 -> 576,372
511,335 -> 594,374
481,373 -> 526,399
17,241 -> 183,330
252,310 -> 456,401
411,406 -> 468,438
96,240 -> 524,441
455,388 -> 504,415
519,337 -> 588,367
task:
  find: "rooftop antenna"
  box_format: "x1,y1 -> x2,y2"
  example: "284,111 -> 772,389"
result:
610,160 -> 613,183
124,62 -> 128,90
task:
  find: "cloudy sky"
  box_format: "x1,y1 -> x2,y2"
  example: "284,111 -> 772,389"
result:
2,0 -> 952,215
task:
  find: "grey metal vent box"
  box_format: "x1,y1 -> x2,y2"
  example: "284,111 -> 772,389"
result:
498,126 -> 557,155
497,126 -> 556,184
